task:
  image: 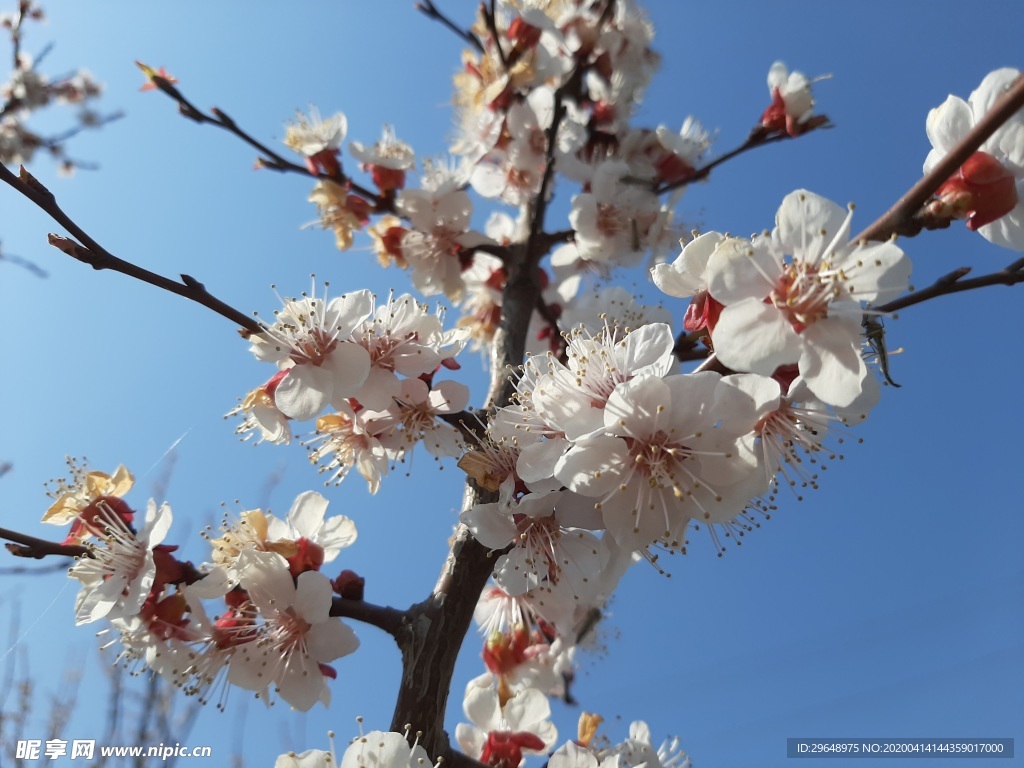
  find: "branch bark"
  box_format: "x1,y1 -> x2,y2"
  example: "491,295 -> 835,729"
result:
854,73 -> 1024,243
0,163 -> 262,334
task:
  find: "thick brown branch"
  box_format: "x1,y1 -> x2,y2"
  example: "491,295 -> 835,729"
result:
0,526 -> 90,559
0,163 -> 262,333
329,597 -> 406,637
854,74 -> 1024,243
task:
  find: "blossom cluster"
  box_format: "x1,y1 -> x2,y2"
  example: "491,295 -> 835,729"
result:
231,287 -> 471,492
43,461 -> 362,711
1,3 -> 108,171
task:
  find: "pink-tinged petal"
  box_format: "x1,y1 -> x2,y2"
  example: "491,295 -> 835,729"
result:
603,476 -> 680,552
836,240 -> 911,304
455,724 -> 486,760
555,530 -> 605,597
651,261 -> 700,298
970,68 -> 1022,128
554,491 -> 605,530
550,742 -> 599,768
187,566 -> 231,599
143,500 -> 173,547
324,290 -> 373,335
504,687 -> 552,732
799,320 -> 868,407
227,645 -> 271,692
424,424 -> 463,458
305,617 -> 359,663
237,550 -> 296,609
494,548 -> 537,595
533,370 -> 603,440
464,685 -> 502,731
324,342 -> 372,398
713,299 -> 801,374
286,491 -> 329,537
682,231 -> 725,277
462,502 -> 518,549
515,491 -> 561,520
662,372 -> 723,435
978,196 -> 1024,251
429,380 -> 471,412
718,373 -> 782,426
294,570 -> 334,623
470,161 -> 508,199
705,237 -> 777,305
276,651 -> 324,711
926,95 -> 973,157
776,190 -> 849,264
604,376 -> 668,438
651,232 -> 724,297
619,322 -> 676,378
353,367 -> 401,411
555,436 -> 629,496
317,514 -> 357,556
437,190 -> 473,230
518,438 -> 568,484
994,122 -> 1024,171
275,366 -> 332,421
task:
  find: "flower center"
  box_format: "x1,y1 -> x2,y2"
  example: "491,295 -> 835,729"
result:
290,327 -> 338,366
771,262 -> 837,333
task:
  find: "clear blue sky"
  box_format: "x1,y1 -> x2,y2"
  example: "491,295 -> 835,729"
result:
0,2 -> 1021,767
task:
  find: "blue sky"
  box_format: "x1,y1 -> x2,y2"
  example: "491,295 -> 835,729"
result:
0,2 -> 1022,767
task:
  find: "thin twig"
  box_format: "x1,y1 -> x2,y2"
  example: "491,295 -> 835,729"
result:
876,257 -> 1024,314
0,525 -> 90,559
0,163 -> 262,333
140,71 -> 385,209
854,74 -> 1024,243
672,328 -> 710,361
654,131 -> 793,195
416,0 -> 485,52
484,0 -> 508,69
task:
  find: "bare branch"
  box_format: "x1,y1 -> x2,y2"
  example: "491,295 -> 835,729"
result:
654,130 -> 795,195
416,0 -> 485,52
0,525 -> 90,559
138,70 -> 386,210
330,596 -> 406,637
854,73 -> 1024,243
483,0 -> 508,69
876,257 -> 1024,314
0,163 -> 263,334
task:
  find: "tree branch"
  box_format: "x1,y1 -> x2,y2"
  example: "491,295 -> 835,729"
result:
483,0 -> 508,69
0,163 -> 263,334
138,69 -> 386,210
875,256 -> 1024,314
330,597 -> 406,637
416,0 -> 485,52
0,526 -> 90,559
673,328 -> 710,361
854,73 -> 1024,243
654,130 -> 794,195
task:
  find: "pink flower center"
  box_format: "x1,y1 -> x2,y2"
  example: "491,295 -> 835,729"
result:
290,327 -> 338,366
771,262 -> 836,333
